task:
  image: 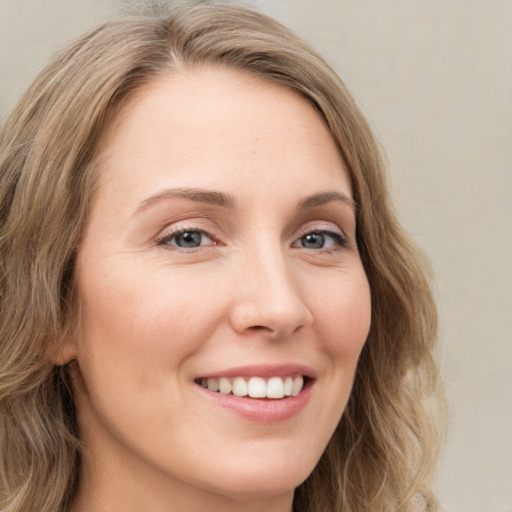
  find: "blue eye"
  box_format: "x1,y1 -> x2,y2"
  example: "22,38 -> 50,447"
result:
294,230 -> 346,250
159,229 -> 213,249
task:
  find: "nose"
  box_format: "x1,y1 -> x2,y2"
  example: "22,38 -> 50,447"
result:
229,249 -> 314,339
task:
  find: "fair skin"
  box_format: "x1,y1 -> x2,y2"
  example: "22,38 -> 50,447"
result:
64,66 -> 371,512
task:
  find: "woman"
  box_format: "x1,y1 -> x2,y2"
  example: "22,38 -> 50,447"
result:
0,2 -> 444,511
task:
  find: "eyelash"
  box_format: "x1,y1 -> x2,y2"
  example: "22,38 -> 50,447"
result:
156,226 -> 348,252
156,226 -> 217,249
293,229 -> 348,251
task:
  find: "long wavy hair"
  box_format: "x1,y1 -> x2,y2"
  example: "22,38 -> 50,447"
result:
0,2 -> 444,511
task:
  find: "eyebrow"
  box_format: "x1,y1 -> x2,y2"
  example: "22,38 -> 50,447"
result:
133,187 -> 237,216
132,187 -> 356,217
297,191 -> 357,211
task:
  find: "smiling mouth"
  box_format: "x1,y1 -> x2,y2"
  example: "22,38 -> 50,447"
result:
194,375 -> 306,399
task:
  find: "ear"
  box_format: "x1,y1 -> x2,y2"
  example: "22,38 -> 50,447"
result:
48,338 -> 78,366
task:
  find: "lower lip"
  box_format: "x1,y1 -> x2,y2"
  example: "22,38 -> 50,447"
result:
196,381 -> 313,423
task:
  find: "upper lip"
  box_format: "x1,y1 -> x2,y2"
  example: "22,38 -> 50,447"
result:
196,363 -> 317,380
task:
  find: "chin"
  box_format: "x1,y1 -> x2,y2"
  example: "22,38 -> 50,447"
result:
199,451 -> 316,501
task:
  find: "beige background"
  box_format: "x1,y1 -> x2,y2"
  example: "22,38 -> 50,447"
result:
1,1 -> 511,510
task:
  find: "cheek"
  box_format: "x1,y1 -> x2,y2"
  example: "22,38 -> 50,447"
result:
291,269 -> 371,466
312,268 -> 371,359
75,260 -> 227,383
72,261 -> 231,452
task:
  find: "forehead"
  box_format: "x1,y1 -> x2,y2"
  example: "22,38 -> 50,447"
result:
92,66 -> 351,208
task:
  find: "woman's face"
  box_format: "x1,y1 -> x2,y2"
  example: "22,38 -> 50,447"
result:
70,67 -> 371,510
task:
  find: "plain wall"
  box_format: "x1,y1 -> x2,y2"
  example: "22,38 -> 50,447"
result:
1,1 -> 511,511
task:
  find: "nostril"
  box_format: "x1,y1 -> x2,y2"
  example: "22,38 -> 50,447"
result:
230,296 -> 312,338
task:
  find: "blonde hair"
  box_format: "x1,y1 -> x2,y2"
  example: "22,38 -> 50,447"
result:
0,2 -> 444,511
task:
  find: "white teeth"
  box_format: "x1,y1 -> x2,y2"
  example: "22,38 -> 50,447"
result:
207,378 -> 219,392
232,377 -> 248,396
218,377 -> 232,395
284,376 -> 293,396
201,375 -> 306,399
267,377 -> 285,399
291,376 -> 303,396
248,377 -> 267,398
